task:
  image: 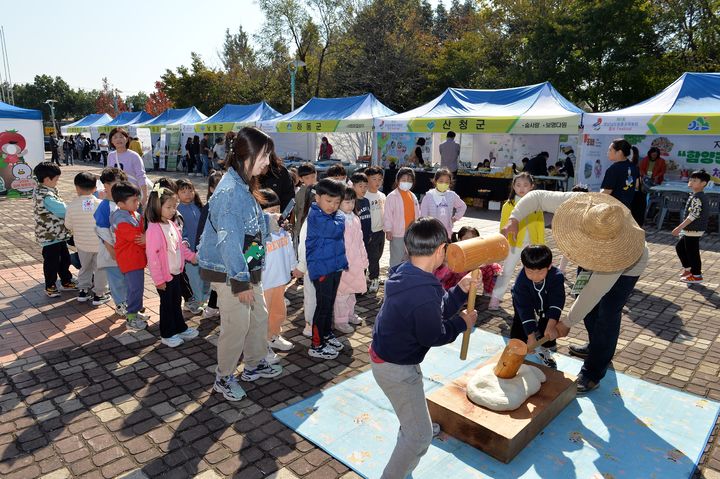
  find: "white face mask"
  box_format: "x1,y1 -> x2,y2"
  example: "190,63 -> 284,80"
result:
399,181 -> 413,191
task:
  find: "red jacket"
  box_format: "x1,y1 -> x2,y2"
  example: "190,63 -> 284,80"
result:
113,211 -> 147,273
639,156 -> 667,185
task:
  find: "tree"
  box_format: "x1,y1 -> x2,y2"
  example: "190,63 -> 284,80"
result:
220,26 -> 257,71
161,53 -> 227,114
125,92 -> 149,112
12,74 -> 75,120
145,82 -> 173,117
96,77 -> 128,116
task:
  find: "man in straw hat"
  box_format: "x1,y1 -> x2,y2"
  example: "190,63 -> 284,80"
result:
502,190 -> 647,394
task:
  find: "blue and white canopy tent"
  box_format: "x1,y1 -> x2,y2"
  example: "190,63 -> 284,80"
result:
98,111 -> 153,133
60,113 -> 113,140
192,101 -> 281,134
0,101 -> 43,197
133,107 -> 207,170
259,93 -> 396,163
375,83 -> 583,168
581,73 -> 720,188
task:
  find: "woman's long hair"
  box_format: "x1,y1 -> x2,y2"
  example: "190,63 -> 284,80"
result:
226,127 -> 275,200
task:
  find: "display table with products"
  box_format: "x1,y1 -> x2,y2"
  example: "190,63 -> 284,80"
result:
383,168 -> 512,202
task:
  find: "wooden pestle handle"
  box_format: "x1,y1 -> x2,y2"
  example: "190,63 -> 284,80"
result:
527,335 -> 552,353
459,269 -> 480,360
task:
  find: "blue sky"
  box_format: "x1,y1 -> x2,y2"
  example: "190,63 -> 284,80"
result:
4,0 -> 445,98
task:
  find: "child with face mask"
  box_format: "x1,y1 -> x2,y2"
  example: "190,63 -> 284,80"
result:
383,167 -> 420,268
420,168 -> 467,239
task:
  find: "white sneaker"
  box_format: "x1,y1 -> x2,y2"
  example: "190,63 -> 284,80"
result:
302,324 -> 312,338
348,315 -> 363,325
178,327 -> 199,340
335,323 -> 354,334
161,335 -> 184,348
136,311 -> 151,322
284,297 -> 290,307
265,347 -> 281,365
202,306 -> 220,319
368,279 -> 379,293
183,301 -> 204,315
308,344 -> 338,360
116,302 -> 128,316
268,335 -> 293,351
325,336 -> 344,351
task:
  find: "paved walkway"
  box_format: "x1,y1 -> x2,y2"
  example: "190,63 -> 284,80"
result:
1,161 -> 719,478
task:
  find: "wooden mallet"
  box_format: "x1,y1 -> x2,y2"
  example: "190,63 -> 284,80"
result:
493,336 -> 554,378
446,233 -> 510,360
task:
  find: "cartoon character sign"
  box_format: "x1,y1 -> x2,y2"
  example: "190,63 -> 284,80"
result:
0,130 -> 27,168
10,163 -> 36,193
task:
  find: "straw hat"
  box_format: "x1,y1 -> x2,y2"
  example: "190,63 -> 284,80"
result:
551,193 -> 645,272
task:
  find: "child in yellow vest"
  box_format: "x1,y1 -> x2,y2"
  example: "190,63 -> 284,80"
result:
489,172 -> 545,309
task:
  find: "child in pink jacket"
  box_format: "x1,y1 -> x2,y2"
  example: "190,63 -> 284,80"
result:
334,188 -> 369,334
145,185 -> 198,348
383,167 -> 420,268
420,168 -> 467,238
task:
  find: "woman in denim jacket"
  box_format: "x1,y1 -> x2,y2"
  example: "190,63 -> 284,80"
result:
198,127 -> 283,401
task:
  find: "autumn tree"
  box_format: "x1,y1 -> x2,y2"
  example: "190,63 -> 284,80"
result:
95,77 -> 127,116
145,82 -> 173,117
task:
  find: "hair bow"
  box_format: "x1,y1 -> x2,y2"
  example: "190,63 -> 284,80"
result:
152,183 -> 167,195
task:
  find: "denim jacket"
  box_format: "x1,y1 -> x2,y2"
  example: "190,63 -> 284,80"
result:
197,168 -> 269,293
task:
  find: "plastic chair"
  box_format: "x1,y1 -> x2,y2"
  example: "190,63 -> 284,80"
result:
645,190 -> 663,223
656,192 -> 687,231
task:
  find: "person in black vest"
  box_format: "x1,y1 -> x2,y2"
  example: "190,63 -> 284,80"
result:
259,152 -> 294,211
524,152 -> 549,176
600,139 -> 639,209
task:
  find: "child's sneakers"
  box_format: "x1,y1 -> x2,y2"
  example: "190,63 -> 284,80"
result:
681,274 -> 703,284
368,278 -> 380,293
214,375 -> 247,401
335,323 -> 354,334
265,346 -> 281,365
125,314 -> 147,331
309,344 -> 339,360
324,336 -> 344,351
45,285 -> 61,298
536,346 -> 557,369
183,301 -> 204,315
679,269 -> 692,279
161,334 -> 184,348
178,327 -> 199,340
92,293 -> 111,306
116,302 -> 128,316
77,289 -> 91,302
240,360 -> 282,381
60,279 -> 79,291
349,315 -> 363,325
202,306 -> 220,319
268,335 -> 293,351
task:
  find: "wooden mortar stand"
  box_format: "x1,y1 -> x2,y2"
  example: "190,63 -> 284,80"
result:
446,234 -> 510,360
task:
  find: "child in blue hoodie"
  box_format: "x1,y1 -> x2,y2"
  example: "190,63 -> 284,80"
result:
370,217 -> 478,479
306,178 -> 348,360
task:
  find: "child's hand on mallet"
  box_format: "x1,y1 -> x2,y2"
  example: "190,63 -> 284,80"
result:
459,309 -> 477,332
544,319 -> 559,341
457,273 -> 482,293
556,321 -> 571,338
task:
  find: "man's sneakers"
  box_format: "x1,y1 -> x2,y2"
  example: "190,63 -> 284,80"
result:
535,346 -> 557,369
569,343 -> 590,359
576,372 -> 599,394
309,344 -> 339,360
335,323 -> 355,334
214,375 -> 247,401
202,306 -> 220,319
681,274 -> 703,284
125,313 -> 148,331
240,359 -> 283,381
92,293 -> 111,306
77,289 -> 91,302
46,285 -> 61,298
268,335 -> 293,351
368,278 -> 380,293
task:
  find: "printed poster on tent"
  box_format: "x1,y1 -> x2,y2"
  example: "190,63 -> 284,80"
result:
0,119 -> 42,199
376,132 -> 432,167
579,134 -> 720,190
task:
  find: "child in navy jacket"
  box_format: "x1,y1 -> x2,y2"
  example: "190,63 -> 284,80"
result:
305,179 -> 348,360
511,244 -> 565,369
370,217 -> 477,479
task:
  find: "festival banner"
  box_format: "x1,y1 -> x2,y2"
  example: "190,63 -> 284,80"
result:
585,113 -> 720,136
578,133 -> 720,190
400,115 -> 579,135
274,119 -> 374,133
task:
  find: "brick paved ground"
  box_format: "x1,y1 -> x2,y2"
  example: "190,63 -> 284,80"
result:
1,160 -> 719,478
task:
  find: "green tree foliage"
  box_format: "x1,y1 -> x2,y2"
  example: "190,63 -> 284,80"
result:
125,92 -> 149,112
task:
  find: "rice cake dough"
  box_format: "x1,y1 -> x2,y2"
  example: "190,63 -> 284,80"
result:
466,363 -> 546,411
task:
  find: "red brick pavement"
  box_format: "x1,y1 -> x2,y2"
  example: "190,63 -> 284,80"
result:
0,161 -> 719,478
